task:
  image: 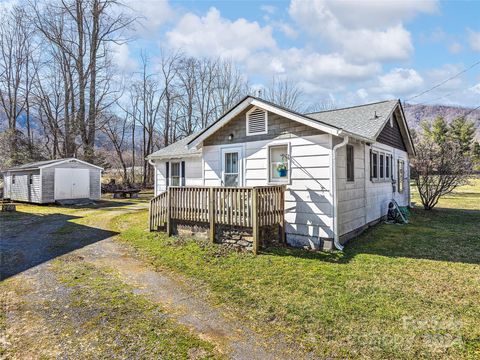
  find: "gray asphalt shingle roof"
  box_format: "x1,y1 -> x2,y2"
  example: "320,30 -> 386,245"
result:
306,99 -> 399,140
147,133 -> 201,159
147,99 -> 403,159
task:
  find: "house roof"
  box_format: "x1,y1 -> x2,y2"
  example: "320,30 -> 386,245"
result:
306,99 -> 399,140
3,158 -> 103,172
147,133 -> 202,160
146,97 -> 414,160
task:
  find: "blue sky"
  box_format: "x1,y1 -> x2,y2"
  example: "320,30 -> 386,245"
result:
2,0 -> 478,108
114,0 -> 480,108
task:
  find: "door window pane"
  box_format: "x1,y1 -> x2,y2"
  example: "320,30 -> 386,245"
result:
224,152 -> 239,186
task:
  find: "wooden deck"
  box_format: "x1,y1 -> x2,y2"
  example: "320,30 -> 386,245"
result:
149,185 -> 286,254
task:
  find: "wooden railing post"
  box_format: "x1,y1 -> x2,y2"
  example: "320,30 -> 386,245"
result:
252,187 -> 259,255
209,187 -> 216,243
166,188 -> 172,236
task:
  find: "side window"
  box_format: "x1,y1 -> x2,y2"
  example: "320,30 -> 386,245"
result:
371,152 -> 378,179
379,153 -> 385,179
269,144 -> 289,183
29,175 -> 33,185
386,155 -> 390,179
398,159 -> 405,193
170,162 -> 180,186
12,174 -> 16,184
346,145 -> 354,182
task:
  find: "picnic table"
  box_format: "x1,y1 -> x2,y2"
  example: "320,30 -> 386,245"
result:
112,189 -> 141,199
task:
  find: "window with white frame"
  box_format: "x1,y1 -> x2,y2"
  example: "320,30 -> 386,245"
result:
246,107 -> 267,136
370,149 -> 392,182
269,144 -> 289,183
170,162 -> 180,186
224,152 -> 240,186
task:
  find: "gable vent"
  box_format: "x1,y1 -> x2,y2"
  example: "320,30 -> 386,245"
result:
246,107 -> 267,136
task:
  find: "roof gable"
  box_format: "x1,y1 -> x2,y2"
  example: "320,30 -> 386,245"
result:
187,96 -> 343,149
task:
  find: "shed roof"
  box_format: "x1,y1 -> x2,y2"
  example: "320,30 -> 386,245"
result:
3,158 -> 103,172
147,133 -> 202,160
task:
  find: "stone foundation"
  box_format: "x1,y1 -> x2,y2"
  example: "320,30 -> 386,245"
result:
171,220 -> 283,252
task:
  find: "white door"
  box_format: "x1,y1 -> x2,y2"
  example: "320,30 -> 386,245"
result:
54,168 -> 90,200
221,147 -> 243,187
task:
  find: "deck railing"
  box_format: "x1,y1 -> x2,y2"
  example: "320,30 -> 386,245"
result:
149,185 -> 286,254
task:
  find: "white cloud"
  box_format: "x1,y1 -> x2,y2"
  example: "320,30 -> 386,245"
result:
373,68 -> 423,95
166,7 -> 276,60
111,43 -> 137,72
289,0 -> 437,63
448,42 -> 462,54
261,5 -> 277,15
467,29 -> 480,52
126,0 -> 175,34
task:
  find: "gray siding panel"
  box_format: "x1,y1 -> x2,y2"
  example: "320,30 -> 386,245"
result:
204,108 -> 323,146
8,170 -> 41,203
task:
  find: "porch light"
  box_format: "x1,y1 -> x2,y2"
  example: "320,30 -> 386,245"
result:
228,133 -> 234,141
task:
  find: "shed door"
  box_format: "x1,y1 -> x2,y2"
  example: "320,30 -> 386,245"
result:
54,168 -> 90,199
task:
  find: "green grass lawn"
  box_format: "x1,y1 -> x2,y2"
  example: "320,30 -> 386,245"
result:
114,181 -> 480,359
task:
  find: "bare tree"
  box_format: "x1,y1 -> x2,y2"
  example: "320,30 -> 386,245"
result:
100,112 -> 129,182
0,6 -> 32,164
411,138 -> 472,210
31,0 -> 133,162
264,76 -> 303,111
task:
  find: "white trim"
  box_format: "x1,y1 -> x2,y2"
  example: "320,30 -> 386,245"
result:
220,146 -> 243,187
169,161 -> 182,187
39,158 -> 104,171
187,97 -> 344,149
246,106 -> 268,136
267,143 -> 291,185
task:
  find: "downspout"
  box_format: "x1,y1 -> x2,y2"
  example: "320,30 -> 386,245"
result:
147,157 -> 156,195
332,136 -> 349,251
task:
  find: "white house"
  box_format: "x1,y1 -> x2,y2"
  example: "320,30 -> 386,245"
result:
147,96 -> 415,250
2,158 -> 103,204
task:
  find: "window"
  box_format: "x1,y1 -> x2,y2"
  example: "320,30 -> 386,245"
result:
269,144 -> 289,183
386,155 -> 390,178
371,152 -> 378,179
398,159 -> 405,193
224,152 -> 239,186
12,174 -> 16,184
346,145 -> 354,182
170,162 -> 180,186
379,153 -> 385,178
29,175 -> 33,185
246,107 -> 267,136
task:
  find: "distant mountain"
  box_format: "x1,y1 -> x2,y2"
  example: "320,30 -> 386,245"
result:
403,103 -> 480,139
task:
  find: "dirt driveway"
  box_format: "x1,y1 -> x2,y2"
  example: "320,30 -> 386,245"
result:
1,200 -> 298,359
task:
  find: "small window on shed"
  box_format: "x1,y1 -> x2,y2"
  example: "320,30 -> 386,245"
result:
12,174 -> 16,184
346,145 -> 354,182
29,175 -> 33,185
246,107 -> 267,136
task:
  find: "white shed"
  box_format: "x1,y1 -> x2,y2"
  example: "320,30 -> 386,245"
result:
2,158 -> 103,204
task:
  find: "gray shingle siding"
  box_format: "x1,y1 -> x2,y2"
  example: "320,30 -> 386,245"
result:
376,112 -> 407,151
204,108 -> 324,146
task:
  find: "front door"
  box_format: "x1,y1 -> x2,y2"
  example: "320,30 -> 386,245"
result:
221,147 -> 242,187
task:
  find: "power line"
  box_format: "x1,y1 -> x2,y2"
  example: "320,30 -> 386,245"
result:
405,59 -> 480,102
462,104 -> 480,118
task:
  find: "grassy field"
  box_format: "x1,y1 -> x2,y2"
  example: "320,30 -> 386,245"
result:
114,179 -> 480,359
